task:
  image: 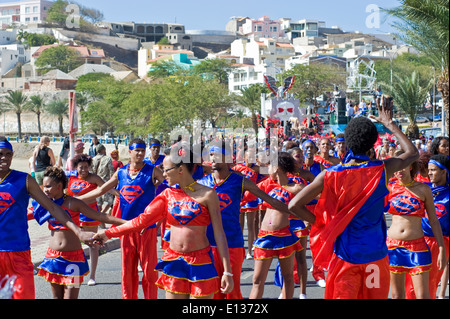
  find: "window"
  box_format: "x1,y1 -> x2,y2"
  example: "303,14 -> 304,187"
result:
33,6 -> 38,13
25,7 -> 30,13
33,17 -> 38,21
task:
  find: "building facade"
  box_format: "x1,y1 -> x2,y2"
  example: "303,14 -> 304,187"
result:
0,0 -> 52,27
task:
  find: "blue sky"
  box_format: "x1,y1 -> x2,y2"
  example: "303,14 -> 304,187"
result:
2,0 -> 401,34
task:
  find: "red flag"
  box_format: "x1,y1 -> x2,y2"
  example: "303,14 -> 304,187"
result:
69,91 -> 78,134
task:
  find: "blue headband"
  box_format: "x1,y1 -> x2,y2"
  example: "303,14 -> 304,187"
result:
129,143 -> 146,151
429,159 -> 449,173
335,137 -> 345,142
301,139 -> 316,150
342,148 -> 370,164
0,140 -> 13,152
149,143 -> 160,148
209,146 -> 230,155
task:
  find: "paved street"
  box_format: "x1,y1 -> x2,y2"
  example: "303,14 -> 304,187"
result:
33,227 -> 327,300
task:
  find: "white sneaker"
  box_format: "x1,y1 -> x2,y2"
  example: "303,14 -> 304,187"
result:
317,279 -> 326,288
246,253 -> 253,260
87,279 -> 96,286
299,294 -> 307,299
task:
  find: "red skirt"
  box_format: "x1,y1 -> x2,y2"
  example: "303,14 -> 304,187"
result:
155,246 -> 219,297
253,226 -> 303,260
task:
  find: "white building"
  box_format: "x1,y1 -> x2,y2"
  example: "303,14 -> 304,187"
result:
0,43 -> 28,76
228,37 -> 295,94
0,0 -> 52,27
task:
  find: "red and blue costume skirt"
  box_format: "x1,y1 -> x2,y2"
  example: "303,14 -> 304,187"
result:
289,218 -> 310,238
79,202 -> 101,227
37,248 -> 89,286
240,199 -> 260,213
387,237 -> 432,275
253,226 -> 303,260
155,245 -> 219,297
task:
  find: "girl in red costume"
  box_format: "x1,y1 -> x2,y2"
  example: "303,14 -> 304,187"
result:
250,152 -> 304,299
67,154 -> 118,286
94,146 -> 233,299
29,167 -> 125,299
386,150 -> 446,299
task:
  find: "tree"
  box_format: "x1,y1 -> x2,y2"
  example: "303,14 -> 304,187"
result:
192,58 -> 234,84
35,45 -> 83,74
383,71 -> 432,138
5,91 -> 28,139
234,84 -> 269,133
283,63 -> 347,109
17,32 -> 57,47
45,0 -> 69,27
46,99 -> 68,136
26,95 -> 46,136
383,0 -> 449,133
147,60 -> 183,78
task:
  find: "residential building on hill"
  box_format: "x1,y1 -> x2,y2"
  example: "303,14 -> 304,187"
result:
0,0 -> 52,27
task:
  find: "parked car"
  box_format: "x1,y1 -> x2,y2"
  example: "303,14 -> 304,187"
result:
416,116 -> 429,123
83,133 -> 97,140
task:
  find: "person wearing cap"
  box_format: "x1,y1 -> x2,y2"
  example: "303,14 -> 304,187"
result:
0,136 -> 97,299
76,138 -> 165,299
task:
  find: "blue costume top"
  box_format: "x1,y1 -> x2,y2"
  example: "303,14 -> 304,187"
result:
144,154 -> 165,167
117,164 -> 156,226
198,172 -> 245,248
0,170 -> 30,252
422,183 -> 449,237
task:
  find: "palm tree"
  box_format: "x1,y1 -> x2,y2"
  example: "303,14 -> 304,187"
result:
26,95 -> 46,136
383,71 -> 432,138
383,0 -> 449,133
234,84 -> 268,133
46,99 -> 68,136
5,90 -> 28,139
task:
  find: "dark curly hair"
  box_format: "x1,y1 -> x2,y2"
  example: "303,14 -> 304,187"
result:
430,136 -> 449,155
344,117 -> 379,155
277,152 -> 296,174
44,166 -> 68,189
72,154 -> 92,168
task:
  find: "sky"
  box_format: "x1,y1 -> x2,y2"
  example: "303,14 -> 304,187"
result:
2,0 -> 402,34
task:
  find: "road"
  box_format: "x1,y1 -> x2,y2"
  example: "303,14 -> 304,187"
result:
34,228 -> 327,300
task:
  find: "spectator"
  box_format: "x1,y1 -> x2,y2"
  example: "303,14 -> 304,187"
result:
89,136 -> 100,158
92,144 -> 115,215
31,136 -> 56,188
110,150 -> 124,172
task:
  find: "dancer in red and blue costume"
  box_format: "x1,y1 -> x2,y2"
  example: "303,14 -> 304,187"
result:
406,154 -> 449,299
144,138 -> 165,167
314,138 -> 340,169
0,137 -> 96,299
77,139 -> 164,299
250,152 -> 304,299
28,167 -> 126,299
94,146 -> 234,298
289,97 -> 420,299
385,150 -> 445,299
301,139 -> 326,287
232,152 -> 260,259
198,144 -> 296,299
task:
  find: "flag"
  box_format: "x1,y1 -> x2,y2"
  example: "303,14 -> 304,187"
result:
69,91 -> 78,134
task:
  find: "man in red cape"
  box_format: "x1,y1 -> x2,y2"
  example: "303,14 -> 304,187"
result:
289,96 -> 419,299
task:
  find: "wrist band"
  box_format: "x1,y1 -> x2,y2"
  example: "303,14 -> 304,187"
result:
223,272 -> 233,277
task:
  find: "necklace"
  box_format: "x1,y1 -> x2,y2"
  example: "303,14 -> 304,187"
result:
0,170 -> 11,184
400,179 -> 415,187
182,181 -> 197,191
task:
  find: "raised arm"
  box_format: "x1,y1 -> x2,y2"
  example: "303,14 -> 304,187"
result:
77,172 -> 119,202
69,197 -> 126,226
369,96 -> 419,179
